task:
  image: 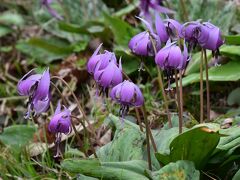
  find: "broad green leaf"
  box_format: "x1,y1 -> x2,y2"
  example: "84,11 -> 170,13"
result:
180,61 -> 240,87
61,159 -> 149,180
0,125 -> 36,151
227,88 -> 240,106
224,35 -> 240,45
220,45 -> 240,58
77,174 -> 98,180
104,13 -> 138,46
185,51 -> 211,75
97,114 -> 145,162
233,169 -> 240,180
0,12 -> 24,26
28,38 -> 73,55
155,126 -> 220,169
152,160 -> 200,180
0,25 -> 12,37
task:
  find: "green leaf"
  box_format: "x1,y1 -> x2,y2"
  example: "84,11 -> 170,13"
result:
180,61 -> 240,87
227,88 -> 240,106
0,25 -> 12,37
0,12 -> 24,26
97,114 -> 145,162
233,169 -> 240,180
152,160 -> 200,180
0,125 -> 36,151
114,47 -> 140,74
220,45 -> 240,58
28,38 -> 73,55
155,126 -> 221,169
224,35 -> 240,45
61,159 -> 149,180
104,13 -> 138,46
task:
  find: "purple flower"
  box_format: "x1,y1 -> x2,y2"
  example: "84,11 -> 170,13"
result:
110,80 -> 144,119
155,42 -> 188,70
164,18 -> 182,40
139,0 -> 174,22
155,13 -> 169,43
48,102 -> 71,157
48,102 -> 71,134
155,42 -> 188,90
41,0 -> 63,20
129,31 -> 160,56
129,16 -> 161,56
87,43 -> 117,74
17,68 -> 51,118
94,58 -> 123,89
199,22 -> 223,51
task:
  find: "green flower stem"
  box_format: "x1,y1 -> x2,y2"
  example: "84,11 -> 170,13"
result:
204,49 -> 210,121
200,50 -> 204,123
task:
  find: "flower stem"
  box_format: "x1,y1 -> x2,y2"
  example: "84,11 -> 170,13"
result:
174,70 -> 182,134
50,77 -> 98,157
179,0 -> 189,21
51,76 -> 95,133
135,108 -> 143,132
149,33 -> 172,128
200,50 -> 204,123
204,49 -> 210,121
179,70 -> 184,130
142,105 -> 152,170
141,106 -> 157,153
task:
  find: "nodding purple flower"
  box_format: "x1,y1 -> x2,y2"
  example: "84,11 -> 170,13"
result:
139,0 -> 174,22
17,68 -> 51,118
181,21 -> 223,65
110,80 -> 144,121
129,31 -> 155,56
48,102 -> 71,157
129,17 -> 161,56
164,18 -> 182,40
41,0 -> 63,20
94,58 -> 123,95
155,42 -> 188,90
87,43 -> 117,74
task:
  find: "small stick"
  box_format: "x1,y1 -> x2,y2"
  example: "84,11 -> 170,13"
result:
149,33 -> 172,128
200,50 -> 204,123
50,81 -> 97,157
174,70 -> 182,134
204,50 -> 210,121
135,108 -> 143,132
142,105 -> 152,170
141,106 -> 157,153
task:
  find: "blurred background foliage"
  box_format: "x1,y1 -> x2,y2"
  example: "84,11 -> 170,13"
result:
0,0 -> 240,179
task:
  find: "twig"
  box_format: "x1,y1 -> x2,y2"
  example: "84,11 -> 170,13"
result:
149,33 -> 172,128
204,50 -> 210,121
142,105 -> 152,170
200,50 -> 204,123
174,70 -> 182,134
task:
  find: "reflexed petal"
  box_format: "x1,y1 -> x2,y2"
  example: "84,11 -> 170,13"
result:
35,68 -> 50,99
136,16 -> 154,34
17,74 -> 41,96
155,13 -> 169,42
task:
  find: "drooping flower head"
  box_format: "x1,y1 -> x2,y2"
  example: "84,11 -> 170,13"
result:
87,43 -> 117,74
155,41 -> 188,90
139,0 -> 174,22
164,18 -> 182,41
41,0 -> 63,20
181,21 -> 224,65
94,58 -> 122,90
129,17 -> 160,56
110,80 -> 144,120
48,102 -> 71,157
17,68 -> 51,118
